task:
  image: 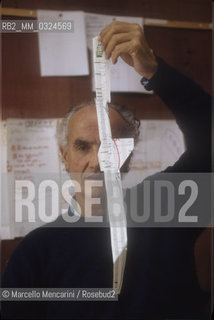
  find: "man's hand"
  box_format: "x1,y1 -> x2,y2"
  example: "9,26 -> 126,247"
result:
99,21 -> 158,79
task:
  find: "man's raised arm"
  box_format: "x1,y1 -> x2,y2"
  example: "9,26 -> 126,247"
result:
99,21 -> 211,173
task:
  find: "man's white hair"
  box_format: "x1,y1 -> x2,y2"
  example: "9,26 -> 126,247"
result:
56,100 -> 140,149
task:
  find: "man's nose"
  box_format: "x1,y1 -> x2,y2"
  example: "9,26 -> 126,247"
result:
89,147 -> 100,171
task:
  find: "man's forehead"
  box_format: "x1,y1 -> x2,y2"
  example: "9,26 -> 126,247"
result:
70,105 -> 97,124
68,105 -> 127,138
69,104 -> 125,122
68,107 -> 99,140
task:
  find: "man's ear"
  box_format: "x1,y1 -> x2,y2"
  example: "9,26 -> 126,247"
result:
59,145 -> 69,170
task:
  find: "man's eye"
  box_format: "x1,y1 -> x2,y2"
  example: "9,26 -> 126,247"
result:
76,144 -> 90,151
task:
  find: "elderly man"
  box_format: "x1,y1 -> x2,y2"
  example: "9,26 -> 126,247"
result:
56,101 -> 140,218
2,22 -> 211,319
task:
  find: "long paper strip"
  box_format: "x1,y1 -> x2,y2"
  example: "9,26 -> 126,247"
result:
93,36 -> 134,293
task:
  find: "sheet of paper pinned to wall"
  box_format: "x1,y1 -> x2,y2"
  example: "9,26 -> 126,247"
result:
122,120 -> 185,188
1,121 -> 12,239
85,12 -> 152,94
7,119 -> 60,238
38,10 -> 89,76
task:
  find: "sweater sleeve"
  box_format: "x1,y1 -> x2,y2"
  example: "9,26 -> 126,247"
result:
142,57 -> 211,173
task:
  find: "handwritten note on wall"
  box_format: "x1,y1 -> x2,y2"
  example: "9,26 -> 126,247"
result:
7,119 -> 59,175
7,119 -> 60,238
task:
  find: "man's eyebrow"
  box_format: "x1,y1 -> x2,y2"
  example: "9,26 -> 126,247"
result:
73,139 -> 90,146
73,139 -> 100,148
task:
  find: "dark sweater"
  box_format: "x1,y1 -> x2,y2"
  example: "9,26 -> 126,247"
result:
1,58 -> 211,319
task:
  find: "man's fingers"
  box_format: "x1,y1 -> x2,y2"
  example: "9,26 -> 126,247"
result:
111,41 -> 132,64
99,21 -> 141,49
98,21 -> 157,77
98,21 -> 143,61
104,33 -> 134,59
99,21 -> 134,40
101,27 -> 126,52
